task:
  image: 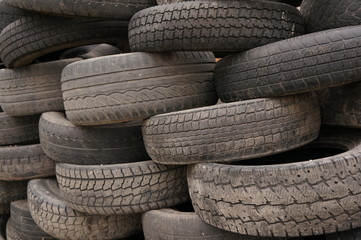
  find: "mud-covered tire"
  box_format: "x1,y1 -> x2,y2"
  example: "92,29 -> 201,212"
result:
0,15 -> 128,68
142,93 -> 321,164
215,25 -> 361,102
62,52 -> 217,126
56,161 -> 189,215
129,1 -> 304,53
188,128 -> 361,237
27,178 -> 142,240
0,181 -> 27,214
39,112 -> 149,165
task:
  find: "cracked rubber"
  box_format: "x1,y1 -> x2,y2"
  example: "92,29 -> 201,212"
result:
0,59 -> 79,116
301,0 -> 361,33
56,160 -> 190,215
4,0 -> 156,20
326,228 -> 361,240
11,199 -> 56,240
0,112 -> 39,145
39,112 -> 149,165
27,178 -> 142,240
142,93 -> 321,164
215,25 -> 361,102
0,0 -> 27,31
188,127 -> 361,237
129,0 -> 304,53
6,220 -> 21,240
0,181 -> 27,214
62,51 -> 217,126
0,15 -> 128,68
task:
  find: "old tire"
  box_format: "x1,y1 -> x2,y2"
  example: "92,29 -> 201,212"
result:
215,25 -> 361,102
6,220 -> 21,240
56,160 -> 189,215
62,52 -> 217,126
39,112 -> 149,165
188,127 -> 361,237
326,228 -> 361,240
59,44 -> 121,60
156,0 -> 302,7
142,93 -> 321,164
0,181 -> 27,214
0,0 -> 27,31
129,1 -> 304,53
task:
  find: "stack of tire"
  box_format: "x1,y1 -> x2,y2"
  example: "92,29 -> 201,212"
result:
0,0 -> 358,239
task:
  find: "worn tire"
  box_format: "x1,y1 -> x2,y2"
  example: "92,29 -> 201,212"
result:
59,44 -> 121,60
0,0 -> 27,31
4,0 -> 155,20
326,228 -> 361,240
301,0 -> 361,33
11,199 -> 56,240
0,15 -> 128,68
62,52 -> 217,125
39,112 -> 149,165
0,113 -> 39,145
156,0 -> 302,7
28,178 -> 142,240
0,181 -> 27,214
6,220 -> 21,240
188,127 -> 361,237
142,93 -> 321,164
215,25 -> 361,102
56,160 -> 189,215
129,1 -> 304,53
0,59 -> 79,116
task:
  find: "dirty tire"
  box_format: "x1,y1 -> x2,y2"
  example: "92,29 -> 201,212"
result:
0,0 -> 27,31
0,15 -> 128,68
56,160 -> 190,215
0,59 -> 79,116
129,1 -> 304,53
142,93 -> 321,164
0,144 -> 55,181
156,0 -> 302,7
317,82 -> 361,128
0,112 -> 39,145
215,25 -> 361,102
39,112 -> 149,165
188,127 -> 361,237
300,0 -> 361,33
11,199 -> 56,240
4,0 -> 156,20
6,220 -> 21,240
0,181 -> 27,214
62,52 -> 217,125
326,228 -> 361,240
27,178 -> 142,240
59,44 -> 121,60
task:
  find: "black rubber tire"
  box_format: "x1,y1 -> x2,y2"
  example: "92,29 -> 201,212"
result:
0,59 -> 79,116
62,52 -> 217,126
0,144 -> 55,181
129,1 -> 304,53
0,0 -> 27,32
0,15 -> 128,68
156,0 -> 302,7
0,181 -> 27,214
0,112 -> 39,145
188,127 -> 361,237
4,0 -> 156,20
59,44 -> 121,60
142,93 -> 321,164
317,82 -> 361,128
28,178 -> 142,240
326,228 -> 361,240
0,215 -> 7,240
6,220 -> 21,240
56,160 -> 189,215
215,25 -> 361,103
39,112 -> 149,165
11,199 -> 56,240
300,0 -> 361,33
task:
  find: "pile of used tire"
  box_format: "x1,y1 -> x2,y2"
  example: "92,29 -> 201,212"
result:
0,0 -> 359,239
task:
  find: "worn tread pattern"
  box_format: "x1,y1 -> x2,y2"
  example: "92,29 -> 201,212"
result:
142,93 -> 320,164
301,0 -> 361,33
62,52 -> 217,125
6,220 -> 21,240
39,112 -> 149,165
0,112 -> 39,145
156,0 -> 303,7
129,1 -> 304,53
0,181 -> 27,214
215,25 -> 361,102
27,178 -> 141,240
0,0 -> 27,31
188,128 -> 361,237
326,228 -> 361,240
0,59 -> 79,116
0,15 -> 128,68
4,0 -> 155,20
56,160 -> 189,215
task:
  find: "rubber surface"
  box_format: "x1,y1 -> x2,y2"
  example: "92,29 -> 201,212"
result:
0,15 -> 128,68
28,178 -> 142,240
56,160 -> 189,215
0,181 -> 27,214
129,0 -> 304,53
39,112 -> 149,165
142,93 -> 321,164
188,127 -> 361,237
215,25 -> 361,102
62,52 -> 217,125
326,228 -> 361,240
0,0 -> 27,31
59,44 -> 121,60
156,0 -> 303,7
6,220 -> 21,240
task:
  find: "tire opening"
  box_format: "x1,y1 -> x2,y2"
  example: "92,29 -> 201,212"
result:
174,201 -> 194,212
